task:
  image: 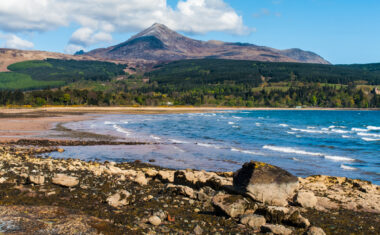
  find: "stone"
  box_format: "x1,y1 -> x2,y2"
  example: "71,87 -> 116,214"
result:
52,174 -> 79,187
158,170 -> 175,182
306,226 -> 326,235
233,161 -> 299,206
193,225 -> 203,235
212,194 -> 249,218
295,190 -> 317,208
134,173 -> 148,186
57,148 -> 65,153
285,210 -> 310,228
29,175 -> 45,185
262,206 -> 290,224
149,215 -> 161,226
106,190 -> 130,208
261,224 -> 292,235
240,214 -> 266,228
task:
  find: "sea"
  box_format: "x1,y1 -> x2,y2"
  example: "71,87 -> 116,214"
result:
54,110 -> 380,184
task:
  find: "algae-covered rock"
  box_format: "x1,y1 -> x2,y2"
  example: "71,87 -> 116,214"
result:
261,224 -> 292,235
305,226 -> 326,235
28,175 -> 45,185
106,190 -> 130,208
295,190 -> 317,208
212,194 -> 249,218
52,174 -> 79,187
240,214 -> 266,228
233,161 -> 299,206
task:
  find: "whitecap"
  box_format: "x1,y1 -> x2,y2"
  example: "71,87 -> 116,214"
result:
329,125 -> 336,129
362,137 -> 380,142
112,124 -> 130,136
287,131 -> 296,135
262,145 -> 355,162
231,147 -> 263,155
340,164 -> 357,171
351,128 -> 369,132
196,143 -> 221,149
233,116 -> 242,119
331,129 -> 349,134
292,157 -> 301,161
367,126 -> 380,130
279,124 -> 289,127
307,126 -> 316,129
357,132 -> 380,138
169,139 -> 189,144
255,123 -> 261,126
228,122 -> 235,125
291,128 -> 325,134
104,121 -> 116,125
342,135 -> 351,138
150,135 -> 161,140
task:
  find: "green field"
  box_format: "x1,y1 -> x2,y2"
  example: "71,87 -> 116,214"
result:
0,72 -> 64,90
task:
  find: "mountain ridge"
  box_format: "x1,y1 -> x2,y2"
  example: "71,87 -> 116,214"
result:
86,23 -> 330,64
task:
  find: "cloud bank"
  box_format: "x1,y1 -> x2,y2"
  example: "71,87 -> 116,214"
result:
0,0 -> 249,52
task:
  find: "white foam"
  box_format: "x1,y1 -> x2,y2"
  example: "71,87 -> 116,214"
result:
292,157 -> 301,161
367,126 -> 380,130
255,123 -> 261,126
287,131 -> 296,135
291,128 -> 325,134
331,129 -> 349,134
228,122 -> 235,125
329,125 -> 336,129
233,116 -> 242,119
351,128 -> 369,132
169,139 -> 189,144
172,145 -> 185,152
357,132 -> 380,138
104,121 -> 116,125
196,143 -> 221,149
340,164 -> 357,171
112,124 -> 130,136
279,124 -> 289,127
342,135 -> 351,138
150,135 -> 161,140
307,126 -> 316,129
263,145 -> 355,162
230,147 -> 261,155
362,137 -> 380,142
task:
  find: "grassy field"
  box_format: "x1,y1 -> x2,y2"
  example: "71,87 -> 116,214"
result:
0,72 -> 64,90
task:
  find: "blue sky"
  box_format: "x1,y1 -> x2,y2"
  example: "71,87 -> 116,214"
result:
0,0 -> 379,64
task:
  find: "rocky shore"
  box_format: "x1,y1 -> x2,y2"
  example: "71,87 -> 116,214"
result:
0,144 -> 379,234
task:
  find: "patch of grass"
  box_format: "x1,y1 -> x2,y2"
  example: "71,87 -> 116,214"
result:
0,72 -> 64,90
8,60 -> 53,71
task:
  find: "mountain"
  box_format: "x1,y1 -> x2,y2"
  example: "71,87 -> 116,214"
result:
86,23 -> 330,64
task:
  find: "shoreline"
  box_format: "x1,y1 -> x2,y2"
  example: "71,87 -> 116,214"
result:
0,144 -> 378,234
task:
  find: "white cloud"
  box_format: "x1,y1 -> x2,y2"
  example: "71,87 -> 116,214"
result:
0,34 -> 34,49
0,0 -> 250,50
64,44 -> 84,54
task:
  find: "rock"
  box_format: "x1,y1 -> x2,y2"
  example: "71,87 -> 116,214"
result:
106,190 -> 130,208
212,194 -> 249,218
262,206 -> 290,224
0,177 -> 6,183
158,170 -> 175,182
149,215 -> 161,226
134,173 -> 148,186
193,225 -> 203,235
52,174 -> 79,187
286,210 -> 310,228
28,175 -> 45,185
295,191 -> 317,208
261,224 -> 292,235
233,161 -> 299,206
305,226 -> 326,235
240,214 -> 266,228
57,148 -> 65,153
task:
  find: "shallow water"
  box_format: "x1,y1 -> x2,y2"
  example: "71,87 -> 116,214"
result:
55,110 -> 380,184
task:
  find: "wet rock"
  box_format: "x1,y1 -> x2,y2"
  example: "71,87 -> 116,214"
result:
194,225 -> 203,234
212,194 -> 249,218
28,175 -> 45,185
106,190 -> 130,208
261,224 -> 292,235
261,206 -> 290,224
166,184 -> 196,199
52,174 -> 79,187
305,226 -> 326,235
295,190 -> 317,208
240,214 -> 266,228
233,161 -> 299,206
57,148 -> 65,153
149,215 -> 161,226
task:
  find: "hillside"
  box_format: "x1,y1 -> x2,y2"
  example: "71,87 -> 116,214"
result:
86,23 -> 330,64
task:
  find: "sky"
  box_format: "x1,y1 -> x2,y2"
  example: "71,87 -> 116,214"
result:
0,0 -> 379,64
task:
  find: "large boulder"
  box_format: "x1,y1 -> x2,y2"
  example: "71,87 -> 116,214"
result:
52,174 -> 79,187
233,161 -> 299,206
295,190 -> 317,208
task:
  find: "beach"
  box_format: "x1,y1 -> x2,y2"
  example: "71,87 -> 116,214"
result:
0,107 -> 379,234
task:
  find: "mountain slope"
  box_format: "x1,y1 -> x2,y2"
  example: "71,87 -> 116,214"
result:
86,23 -> 330,64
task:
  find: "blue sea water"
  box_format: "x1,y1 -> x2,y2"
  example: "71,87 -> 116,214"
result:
60,110 -> 380,184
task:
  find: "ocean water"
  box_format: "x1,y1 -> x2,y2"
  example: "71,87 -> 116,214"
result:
59,110 -> 380,184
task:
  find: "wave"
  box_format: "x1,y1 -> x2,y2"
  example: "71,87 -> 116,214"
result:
262,145 -> 355,162
172,145 -> 185,153
367,126 -> 380,130
104,121 -> 116,125
307,126 -> 316,129
357,132 -> 380,138
169,139 -> 189,144
291,128 -> 325,134
342,135 -> 351,138
230,147 -> 263,155
150,135 -> 161,140
112,124 -> 130,136
340,164 -> 357,171
255,123 -> 261,126
196,143 -> 222,149
279,124 -> 289,127
287,131 -> 296,134
351,128 -> 369,132
362,137 -> 380,142
228,122 -> 235,125
331,129 -> 349,134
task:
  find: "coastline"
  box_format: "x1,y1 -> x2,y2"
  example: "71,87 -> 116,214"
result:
0,109 -> 378,234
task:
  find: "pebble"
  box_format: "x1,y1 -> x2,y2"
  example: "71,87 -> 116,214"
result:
149,216 -> 162,226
